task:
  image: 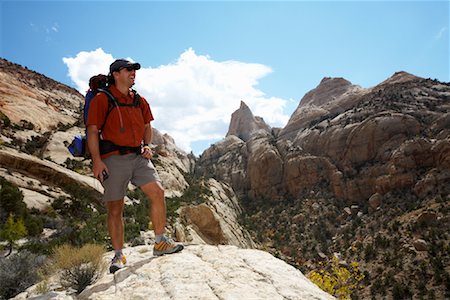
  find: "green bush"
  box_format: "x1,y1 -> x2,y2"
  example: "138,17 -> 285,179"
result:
0,177 -> 43,238
0,177 -> 27,223
0,214 -> 27,256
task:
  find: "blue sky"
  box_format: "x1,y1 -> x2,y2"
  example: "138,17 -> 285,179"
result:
1,1 -> 448,155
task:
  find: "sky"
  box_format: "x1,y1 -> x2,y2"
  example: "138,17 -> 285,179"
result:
1,0 -> 448,155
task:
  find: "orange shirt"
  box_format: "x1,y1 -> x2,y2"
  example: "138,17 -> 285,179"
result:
86,85 -> 154,157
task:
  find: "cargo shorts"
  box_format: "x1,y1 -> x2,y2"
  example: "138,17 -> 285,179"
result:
101,153 -> 161,202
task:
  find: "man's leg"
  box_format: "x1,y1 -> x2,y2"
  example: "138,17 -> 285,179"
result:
106,199 -> 125,251
140,181 -> 183,256
106,199 -> 127,273
140,181 -> 166,235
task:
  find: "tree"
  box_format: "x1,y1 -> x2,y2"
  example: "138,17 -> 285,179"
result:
0,214 -> 27,257
308,256 -> 365,299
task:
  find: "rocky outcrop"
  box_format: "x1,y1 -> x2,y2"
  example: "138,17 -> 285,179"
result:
176,178 -> 255,248
226,101 -> 271,141
279,77 -> 367,140
0,58 -> 83,131
15,245 -> 334,300
0,148 -> 103,196
198,72 -> 450,205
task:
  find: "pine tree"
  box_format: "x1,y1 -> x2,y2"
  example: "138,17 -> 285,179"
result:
0,214 -> 27,257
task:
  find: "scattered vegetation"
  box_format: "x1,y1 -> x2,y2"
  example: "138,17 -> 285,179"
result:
308,256 -> 364,299
166,173 -> 212,219
0,176 -> 43,242
0,251 -> 45,299
0,214 -> 27,256
52,243 -> 106,294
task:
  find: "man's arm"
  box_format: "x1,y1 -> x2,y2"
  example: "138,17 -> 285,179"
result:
141,123 -> 153,159
143,123 -> 152,145
87,124 -> 108,181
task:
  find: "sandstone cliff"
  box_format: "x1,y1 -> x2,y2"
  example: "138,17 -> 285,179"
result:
197,72 -> 450,299
198,72 -> 450,204
0,58 -> 83,132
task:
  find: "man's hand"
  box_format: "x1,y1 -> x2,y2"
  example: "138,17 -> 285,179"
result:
93,159 -> 109,182
141,145 -> 153,159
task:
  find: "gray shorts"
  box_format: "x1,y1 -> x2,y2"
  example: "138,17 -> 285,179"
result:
102,154 -> 161,202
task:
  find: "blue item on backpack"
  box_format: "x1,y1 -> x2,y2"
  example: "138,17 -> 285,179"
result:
84,90 -> 95,125
67,135 -> 86,157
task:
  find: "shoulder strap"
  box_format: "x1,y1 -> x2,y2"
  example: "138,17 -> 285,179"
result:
97,88 -> 118,133
131,89 -> 142,107
96,88 -> 143,133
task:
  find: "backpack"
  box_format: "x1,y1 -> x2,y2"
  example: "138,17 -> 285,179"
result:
83,74 -> 108,126
68,74 -> 142,158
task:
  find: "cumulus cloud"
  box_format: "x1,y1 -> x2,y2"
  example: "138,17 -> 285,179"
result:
62,48 -> 115,93
63,48 -> 289,153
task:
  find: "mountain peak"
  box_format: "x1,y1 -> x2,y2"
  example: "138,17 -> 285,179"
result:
377,71 -> 423,87
299,77 -> 355,107
226,101 -> 271,142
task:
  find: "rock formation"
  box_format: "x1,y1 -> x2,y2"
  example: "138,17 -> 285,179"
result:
226,101 -> 271,142
197,72 -> 450,299
0,58 -> 83,131
198,71 -> 450,204
14,245 -> 334,300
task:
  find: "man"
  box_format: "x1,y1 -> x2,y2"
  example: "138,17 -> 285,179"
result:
87,59 -> 183,274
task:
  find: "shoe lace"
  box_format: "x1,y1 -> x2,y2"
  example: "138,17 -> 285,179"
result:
111,254 -> 125,264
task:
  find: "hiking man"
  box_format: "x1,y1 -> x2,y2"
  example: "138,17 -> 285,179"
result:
86,59 -> 183,273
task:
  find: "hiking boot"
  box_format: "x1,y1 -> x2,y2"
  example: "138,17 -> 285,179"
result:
109,254 -> 127,274
153,238 -> 184,256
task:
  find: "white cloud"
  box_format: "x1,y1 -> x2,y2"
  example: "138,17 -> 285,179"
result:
62,48 -> 114,93
63,48 -> 289,153
51,23 -> 59,33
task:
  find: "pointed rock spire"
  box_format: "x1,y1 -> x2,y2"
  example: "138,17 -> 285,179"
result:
226,101 -> 271,142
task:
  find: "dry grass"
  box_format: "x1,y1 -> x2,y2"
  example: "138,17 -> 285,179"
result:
53,244 -> 106,294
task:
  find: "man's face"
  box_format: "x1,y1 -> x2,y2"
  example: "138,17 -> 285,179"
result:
115,67 -> 136,88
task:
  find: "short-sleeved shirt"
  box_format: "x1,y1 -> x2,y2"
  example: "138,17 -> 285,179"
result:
86,85 -> 154,158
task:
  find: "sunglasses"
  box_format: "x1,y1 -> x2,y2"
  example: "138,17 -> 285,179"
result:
120,67 -> 135,72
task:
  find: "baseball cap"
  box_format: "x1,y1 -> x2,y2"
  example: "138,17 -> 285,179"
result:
110,59 -> 141,73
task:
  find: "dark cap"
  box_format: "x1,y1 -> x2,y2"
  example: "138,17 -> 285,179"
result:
110,59 -> 141,73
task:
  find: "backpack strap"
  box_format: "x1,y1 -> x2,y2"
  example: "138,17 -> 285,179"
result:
97,88 -> 118,133
97,88 -> 142,133
95,88 -> 144,156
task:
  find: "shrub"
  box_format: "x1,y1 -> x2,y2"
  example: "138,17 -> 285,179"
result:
0,177 -> 27,223
308,257 -> 365,299
53,243 -> 106,294
0,214 -> 27,256
0,177 -> 43,237
392,280 -> 413,299
0,251 -> 45,299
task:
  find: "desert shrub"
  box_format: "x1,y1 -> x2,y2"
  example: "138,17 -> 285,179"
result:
0,177 -> 43,237
0,177 -> 27,223
53,243 -> 106,294
22,133 -> 50,157
64,158 -> 85,173
0,111 -> 11,129
308,256 -> 365,299
0,214 -> 27,256
0,251 -> 45,299
392,280 -> 413,299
